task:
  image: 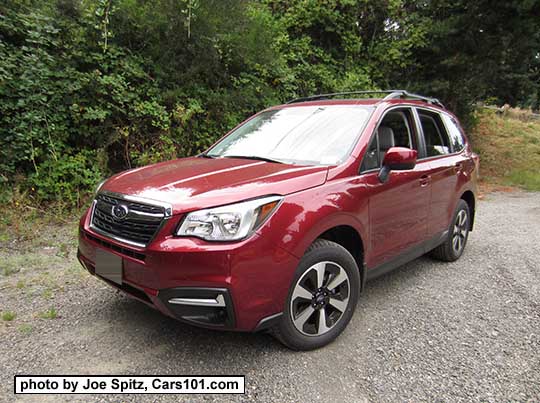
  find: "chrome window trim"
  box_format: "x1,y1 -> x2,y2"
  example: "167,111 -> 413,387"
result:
415,149 -> 466,162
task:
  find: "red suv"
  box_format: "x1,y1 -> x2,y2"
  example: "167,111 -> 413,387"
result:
78,90 -> 479,350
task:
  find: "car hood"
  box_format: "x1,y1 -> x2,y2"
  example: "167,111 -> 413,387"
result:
101,157 -> 328,213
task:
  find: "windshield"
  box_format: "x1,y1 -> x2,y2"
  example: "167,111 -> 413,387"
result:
206,105 -> 373,165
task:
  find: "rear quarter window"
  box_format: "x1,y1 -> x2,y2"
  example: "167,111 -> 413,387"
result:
441,114 -> 466,152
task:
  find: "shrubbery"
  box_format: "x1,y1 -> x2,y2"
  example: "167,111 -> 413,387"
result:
1,0 -> 538,207
0,3 -> 171,205
28,150 -> 103,205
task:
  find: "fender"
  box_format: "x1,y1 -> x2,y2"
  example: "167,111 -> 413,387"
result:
262,174 -> 370,263
285,211 -> 367,260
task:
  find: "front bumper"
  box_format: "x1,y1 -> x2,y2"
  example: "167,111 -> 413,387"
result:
77,208 -> 299,331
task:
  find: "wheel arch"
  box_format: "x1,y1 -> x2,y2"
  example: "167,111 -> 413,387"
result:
460,190 -> 476,230
313,224 -> 366,292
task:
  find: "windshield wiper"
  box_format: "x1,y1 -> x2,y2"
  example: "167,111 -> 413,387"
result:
197,153 -> 216,159
221,155 -> 285,164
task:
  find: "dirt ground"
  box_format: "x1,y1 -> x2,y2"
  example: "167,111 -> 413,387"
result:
1,191 -> 539,403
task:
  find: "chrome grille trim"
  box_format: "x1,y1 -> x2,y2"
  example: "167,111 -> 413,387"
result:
90,190 -> 173,248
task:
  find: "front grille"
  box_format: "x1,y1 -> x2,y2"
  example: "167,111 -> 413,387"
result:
91,193 -> 166,246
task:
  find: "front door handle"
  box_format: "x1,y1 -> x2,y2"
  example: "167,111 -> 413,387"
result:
419,175 -> 431,187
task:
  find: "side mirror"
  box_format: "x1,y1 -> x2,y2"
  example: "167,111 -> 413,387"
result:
378,147 -> 418,183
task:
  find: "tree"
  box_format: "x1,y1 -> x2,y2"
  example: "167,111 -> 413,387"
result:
401,0 -> 540,117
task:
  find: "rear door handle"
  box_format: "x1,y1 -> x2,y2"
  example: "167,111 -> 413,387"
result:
419,175 -> 431,187
454,162 -> 463,174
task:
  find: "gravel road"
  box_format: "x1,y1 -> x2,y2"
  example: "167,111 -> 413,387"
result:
1,191 -> 539,403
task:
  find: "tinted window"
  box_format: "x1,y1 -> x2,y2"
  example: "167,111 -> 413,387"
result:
419,111 -> 451,157
441,114 -> 466,152
361,109 -> 416,171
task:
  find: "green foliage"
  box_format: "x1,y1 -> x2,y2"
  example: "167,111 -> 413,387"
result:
507,170 -> 540,192
0,0 -> 538,206
19,324 -> 33,334
401,0 -> 540,123
39,307 -> 58,319
28,150 -> 103,205
1,311 -> 16,321
0,1 -> 171,204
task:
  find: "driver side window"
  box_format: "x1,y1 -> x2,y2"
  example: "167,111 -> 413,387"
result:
361,108 -> 416,172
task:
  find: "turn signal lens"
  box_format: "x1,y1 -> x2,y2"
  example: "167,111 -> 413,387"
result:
254,200 -> 280,229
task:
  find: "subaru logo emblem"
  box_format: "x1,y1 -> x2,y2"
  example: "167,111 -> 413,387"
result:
112,204 -> 129,220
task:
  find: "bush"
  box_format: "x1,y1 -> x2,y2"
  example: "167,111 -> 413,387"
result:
1,0 -> 537,208
0,3 -> 171,203
28,151 -> 103,206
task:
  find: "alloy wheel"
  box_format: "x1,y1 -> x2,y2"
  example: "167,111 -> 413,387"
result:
290,261 -> 350,336
452,209 -> 468,254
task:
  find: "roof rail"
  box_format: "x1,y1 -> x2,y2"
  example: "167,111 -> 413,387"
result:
381,90 -> 445,108
286,89 -> 445,108
286,90 -> 397,104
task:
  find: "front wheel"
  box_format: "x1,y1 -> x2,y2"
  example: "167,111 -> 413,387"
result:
430,199 -> 471,262
272,239 -> 360,350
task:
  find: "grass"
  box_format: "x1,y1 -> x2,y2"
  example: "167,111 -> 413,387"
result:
42,288 -> 54,299
507,170 -> 540,190
39,308 -> 58,319
472,109 -> 540,191
1,253 -> 58,277
2,265 -> 20,276
57,242 -> 70,258
2,311 -> 16,321
0,195 -> 82,248
18,324 -> 33,334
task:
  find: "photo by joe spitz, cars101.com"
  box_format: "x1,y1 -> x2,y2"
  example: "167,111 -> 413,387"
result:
77,90 -> 479,351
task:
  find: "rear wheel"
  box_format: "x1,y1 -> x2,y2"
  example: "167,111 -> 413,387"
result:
430,199 -> 470,262
272,239 -> 360,350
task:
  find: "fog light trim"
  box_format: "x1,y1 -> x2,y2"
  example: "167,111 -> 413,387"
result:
168,294 -> 226,307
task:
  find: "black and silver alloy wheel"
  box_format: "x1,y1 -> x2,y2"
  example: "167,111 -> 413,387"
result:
290,261 -> 350,336
273,239 -> 360,350
452,209 -> 468,254
430,199 -> 471,262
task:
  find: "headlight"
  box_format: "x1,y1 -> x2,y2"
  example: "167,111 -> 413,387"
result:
176,196 -> 282,241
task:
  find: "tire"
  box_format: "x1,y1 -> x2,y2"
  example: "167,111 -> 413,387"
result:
272,239 -> 360,350
430,199 -> 471,262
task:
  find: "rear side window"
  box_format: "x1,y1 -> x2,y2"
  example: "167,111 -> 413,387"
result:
418,111 -> 451,157
441,114 -> 466,152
